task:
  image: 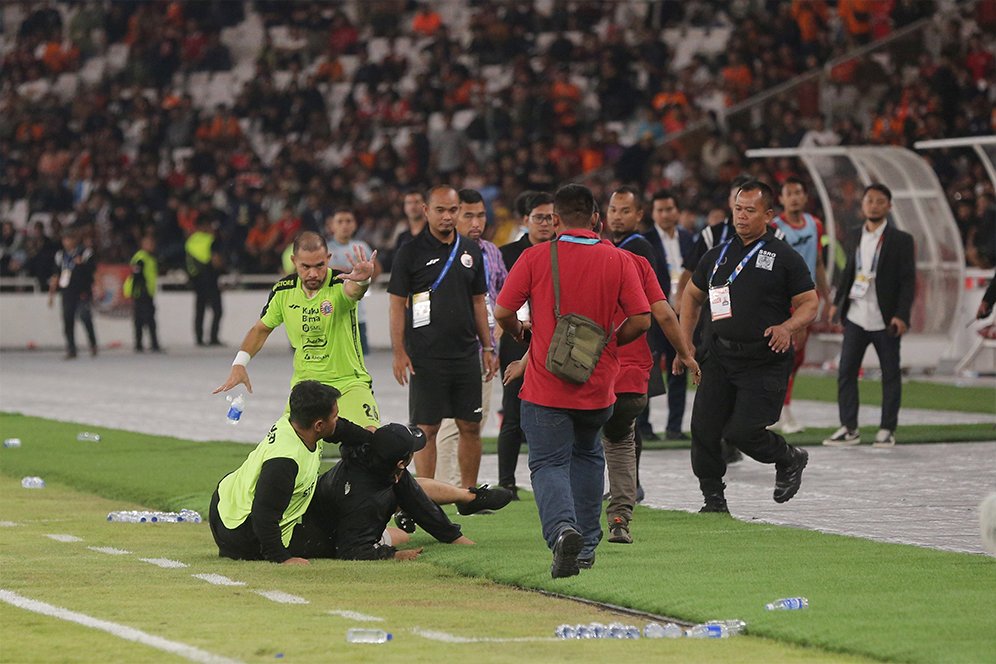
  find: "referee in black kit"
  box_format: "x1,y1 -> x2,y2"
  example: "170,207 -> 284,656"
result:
677,180 -> 818,513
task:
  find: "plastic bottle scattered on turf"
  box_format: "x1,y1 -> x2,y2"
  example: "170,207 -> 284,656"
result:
766,597 -> 809,611
555,624 -> 577,639
226,393 -> 246,425
77,432 -> 101,442
346,628 -> 392,644
685,623 -> 730,638
106,509 -> 203,523
706,619 -> 747,635
21,476 -> 45,489
644,622 -> 684,639
4,438 -> 22,448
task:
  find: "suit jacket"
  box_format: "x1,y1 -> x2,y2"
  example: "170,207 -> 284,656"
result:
643,225 -> 694,351
834,223 -> 916,327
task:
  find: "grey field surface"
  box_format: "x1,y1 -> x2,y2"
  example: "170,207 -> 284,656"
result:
0,346 -> 993,555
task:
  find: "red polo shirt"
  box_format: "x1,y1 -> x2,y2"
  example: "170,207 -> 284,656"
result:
497,229 -> 650,410
614,250 -> 665,395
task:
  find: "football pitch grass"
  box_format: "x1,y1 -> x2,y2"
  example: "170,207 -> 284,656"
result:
1,413 -> 994,663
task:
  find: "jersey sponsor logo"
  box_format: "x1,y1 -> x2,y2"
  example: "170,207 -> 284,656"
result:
288,304 -> 301,309
425,258 -> 441,266
320,300 -> 333,316
344,481 -> 351,495
756,250 -> 777,271
461,253 -> 474,268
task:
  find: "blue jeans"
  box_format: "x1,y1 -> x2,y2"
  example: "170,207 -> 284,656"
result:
521,400 -> 612,559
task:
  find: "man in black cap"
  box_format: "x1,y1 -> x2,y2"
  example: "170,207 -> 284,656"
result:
210,380 -> 474,564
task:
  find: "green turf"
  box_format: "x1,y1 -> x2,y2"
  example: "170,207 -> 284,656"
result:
0,479 -> 873,664
774,374 -> 995,414
1,413 -> 993,663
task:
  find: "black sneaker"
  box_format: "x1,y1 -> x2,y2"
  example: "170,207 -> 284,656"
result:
664,430 -> 689,441
773,446 -> 809,504
607,517 -> 633,544
456,484 -> 513,516
550,527 -> 583,579
393,510 -> 416,534
499,483 -> 520,501
699,498 -> 730,514
577,554 -> 595,569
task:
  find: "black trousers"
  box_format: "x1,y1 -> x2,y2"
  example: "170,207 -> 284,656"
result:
133,296 -> 159,350
61,294 -> 97,355
837,319 -> 902,431
497,340 -> 527,487
193,279 -> 222,344
690,339 -> 793,482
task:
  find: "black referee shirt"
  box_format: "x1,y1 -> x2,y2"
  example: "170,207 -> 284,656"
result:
691,229 -> 814,342
684,218 -> 734,273
388,230 -> 487,361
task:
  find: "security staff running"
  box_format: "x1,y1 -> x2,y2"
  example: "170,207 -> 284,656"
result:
678,180 -> 818,513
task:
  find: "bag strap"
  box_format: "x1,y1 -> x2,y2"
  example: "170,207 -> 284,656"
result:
551,239 -> 561,318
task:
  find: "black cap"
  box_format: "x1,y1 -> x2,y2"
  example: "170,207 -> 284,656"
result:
370,424 -> 426,465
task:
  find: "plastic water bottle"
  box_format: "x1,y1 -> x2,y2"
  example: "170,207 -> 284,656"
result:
554,624 -> 577,639
644,622 -> 684,639
226,393 -> 246,425
623,625 -> 641,639
685,623 -> 729,639
77,432 -> 101,442
4,438 -> 22,448
706,619 -> 747,635
766,597 -> 809,611
346,628 -> 392,644
575,624 -> 596,639
607,623 -> 627,638
177,509 -> 203,523
21,476 -> 45,489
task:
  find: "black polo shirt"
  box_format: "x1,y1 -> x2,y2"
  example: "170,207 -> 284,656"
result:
691,229 -> 813,342
613,231 -> 658,273
388,230 -> 486,361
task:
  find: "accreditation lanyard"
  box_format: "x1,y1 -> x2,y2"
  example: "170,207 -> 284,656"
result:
708,239 -> 766,321
850,232 -> 884,300
559,234 -> 601,246
481,248 -> 496,329
412,235 -> 461,329
616,233 -> 640,249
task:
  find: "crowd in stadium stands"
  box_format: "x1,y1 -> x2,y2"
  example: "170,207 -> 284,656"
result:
1,0 -> 994,288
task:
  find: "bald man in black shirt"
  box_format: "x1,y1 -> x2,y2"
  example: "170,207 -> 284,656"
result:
678,181 -> 818,514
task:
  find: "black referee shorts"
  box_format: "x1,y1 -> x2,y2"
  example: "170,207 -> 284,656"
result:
410,355 -> 482,425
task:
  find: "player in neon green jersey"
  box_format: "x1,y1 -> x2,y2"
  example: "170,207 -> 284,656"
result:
215,231 -> 379,426
214,231 -> 512,513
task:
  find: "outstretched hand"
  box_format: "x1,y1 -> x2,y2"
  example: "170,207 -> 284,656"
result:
213,365 -> 252,394
336,246 -> 377,283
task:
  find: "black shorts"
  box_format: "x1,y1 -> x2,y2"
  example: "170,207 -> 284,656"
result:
410,355 -> 482,424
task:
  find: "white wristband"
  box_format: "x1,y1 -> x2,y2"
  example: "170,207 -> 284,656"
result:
355,278 -> 372,286
232,350 -> 251,367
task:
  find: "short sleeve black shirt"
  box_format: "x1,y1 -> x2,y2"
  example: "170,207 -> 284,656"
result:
387,230 -> 487,360
691,229 -> 814,342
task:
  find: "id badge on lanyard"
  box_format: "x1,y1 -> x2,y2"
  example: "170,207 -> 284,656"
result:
412,291 -> 431,328
850,234 -> 883,301
486,296 -> 496,329
709,285 -> 732,320
849,274 -> 871,300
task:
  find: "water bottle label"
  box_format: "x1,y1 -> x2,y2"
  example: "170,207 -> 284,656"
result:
227,406 -> 242,421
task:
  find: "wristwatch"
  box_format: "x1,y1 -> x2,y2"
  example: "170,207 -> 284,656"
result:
482,346 -> 495,353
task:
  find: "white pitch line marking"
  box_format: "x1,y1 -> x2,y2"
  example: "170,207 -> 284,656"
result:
255,590 -> 308,605
0,521 -> 18,527
139,558 -> 189,569
87,546 -> 131,555
0,589 -> 242,664
46,534 -> 83,542
412,627 -> 558,643
192,574 -> 246,587
328,610 -> 383,622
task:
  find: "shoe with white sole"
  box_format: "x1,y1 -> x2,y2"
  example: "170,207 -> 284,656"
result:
779,406 -> 805,434
873,429 -> 896,447
823,426 -> 860,446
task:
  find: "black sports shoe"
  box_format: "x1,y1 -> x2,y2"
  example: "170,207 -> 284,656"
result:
457,484 -> 513,516
577,554 -> 595,570
499,483 -> 520,501
773,446 -> 809,504
550,527 -> 583,578
699,498 -> 730,514
394,510 -> 416,533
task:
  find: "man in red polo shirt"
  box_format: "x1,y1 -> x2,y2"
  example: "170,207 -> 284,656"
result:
494,184 -> 650,579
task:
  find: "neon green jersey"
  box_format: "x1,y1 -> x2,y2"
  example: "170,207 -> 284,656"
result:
217,415 -> 323,545
260,269 -> 370,390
